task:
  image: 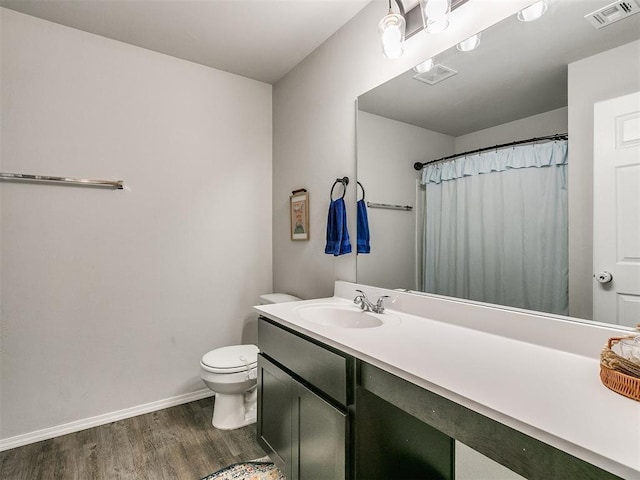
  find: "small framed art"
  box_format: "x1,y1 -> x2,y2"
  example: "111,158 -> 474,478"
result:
290,189 -> 309,241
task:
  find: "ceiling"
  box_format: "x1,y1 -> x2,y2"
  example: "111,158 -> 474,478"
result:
358,0 -> 640,137
0,0 -> 371,84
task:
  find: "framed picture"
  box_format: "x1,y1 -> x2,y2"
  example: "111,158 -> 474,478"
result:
290,189 -> 309,241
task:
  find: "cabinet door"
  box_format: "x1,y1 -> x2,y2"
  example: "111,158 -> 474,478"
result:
257,355 -> 293,480
355,386 -> 453,480
294,382 -> 347,480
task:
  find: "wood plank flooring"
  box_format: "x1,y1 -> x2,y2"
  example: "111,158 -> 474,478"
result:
0,397 -> 267,480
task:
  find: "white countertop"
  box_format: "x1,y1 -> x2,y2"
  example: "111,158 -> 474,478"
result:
255,282 -> 640,480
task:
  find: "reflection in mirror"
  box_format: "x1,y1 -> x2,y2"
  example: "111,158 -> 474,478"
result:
356,0 -> 640,327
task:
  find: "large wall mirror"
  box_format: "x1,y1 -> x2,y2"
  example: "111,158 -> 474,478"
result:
356,0 -> 640,328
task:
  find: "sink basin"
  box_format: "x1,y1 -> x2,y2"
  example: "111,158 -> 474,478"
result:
295,304 -> 398,329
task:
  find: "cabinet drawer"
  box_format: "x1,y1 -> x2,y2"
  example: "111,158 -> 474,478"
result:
258,317 -> 352,406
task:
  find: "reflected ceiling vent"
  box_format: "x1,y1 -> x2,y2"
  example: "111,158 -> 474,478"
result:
585,0 -> 640,29
412,64 -> 457,85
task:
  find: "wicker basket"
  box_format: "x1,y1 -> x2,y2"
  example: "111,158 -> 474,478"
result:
600,337 -> 640,402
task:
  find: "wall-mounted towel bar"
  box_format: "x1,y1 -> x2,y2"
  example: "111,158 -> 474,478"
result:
0,172 -> 124,190
367,202 -> 412,211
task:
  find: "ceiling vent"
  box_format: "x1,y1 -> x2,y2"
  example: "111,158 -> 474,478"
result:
412,64 -> 458,85
585,0 -> 640,29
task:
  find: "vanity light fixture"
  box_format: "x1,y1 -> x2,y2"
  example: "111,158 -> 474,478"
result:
517,0 -> 548,22
379,0 -> 406,59
420,0 -> 451,33
456,33 -> 481,52
413,57 -> 435,73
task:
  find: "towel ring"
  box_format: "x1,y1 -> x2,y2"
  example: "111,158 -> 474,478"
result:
357,181 -> 365,201
330,177 -> 349,200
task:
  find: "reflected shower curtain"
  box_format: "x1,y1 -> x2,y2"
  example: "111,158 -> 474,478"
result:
421,140 -> 568,315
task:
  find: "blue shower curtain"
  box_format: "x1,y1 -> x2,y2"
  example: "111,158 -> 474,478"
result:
421,140 -> 568,315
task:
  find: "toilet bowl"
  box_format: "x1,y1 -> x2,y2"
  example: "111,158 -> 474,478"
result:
200,344 -> 259,430
199,292 -> 301,430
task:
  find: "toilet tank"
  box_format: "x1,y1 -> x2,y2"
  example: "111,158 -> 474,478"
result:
259,293 -> 301,304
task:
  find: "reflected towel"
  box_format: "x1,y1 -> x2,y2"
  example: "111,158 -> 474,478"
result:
356,199 -> 370,254
324,198 -> 352,256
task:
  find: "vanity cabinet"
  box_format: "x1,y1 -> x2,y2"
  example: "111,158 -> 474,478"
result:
257,317 -> 353,480
358,362 -> 622,480
355,381 -> 454,479
255,288 -> 636,479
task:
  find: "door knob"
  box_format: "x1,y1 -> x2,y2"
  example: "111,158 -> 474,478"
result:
595,271 -> 613,284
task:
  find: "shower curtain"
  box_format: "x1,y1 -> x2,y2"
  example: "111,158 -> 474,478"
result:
421,140 -> 568,315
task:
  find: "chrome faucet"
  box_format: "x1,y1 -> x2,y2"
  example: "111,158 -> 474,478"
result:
353,289 -> 390,314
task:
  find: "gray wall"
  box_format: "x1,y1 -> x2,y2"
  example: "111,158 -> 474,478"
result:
0,9 -> 272,442
356,111 -> 453,290
0,0 -> 535,447
567,40 -> 640,320
272,0 -> 531,299
455,107 -> 568,153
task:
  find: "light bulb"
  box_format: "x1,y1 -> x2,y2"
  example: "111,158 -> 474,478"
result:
383,26 -> 403,58
425,0 -> 449,17
378,12 -> 406,59
421,0 -> 450,33
413,58 -> 434,73
517,1 -> 548,22
456,34 -> 481,52
427,17 -> 449,33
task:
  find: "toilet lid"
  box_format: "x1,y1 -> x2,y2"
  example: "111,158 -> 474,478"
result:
201,344 -> 259,371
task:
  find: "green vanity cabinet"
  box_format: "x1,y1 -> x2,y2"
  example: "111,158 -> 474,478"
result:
256,315 -> 626,480
355,383 -> 454,480
257,317 -> 353,480
358,362 -> 623,480
257,316 -> 456,480
257,354 -> 294,477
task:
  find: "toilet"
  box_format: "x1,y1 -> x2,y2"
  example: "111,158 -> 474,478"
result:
199,293 -> 301,430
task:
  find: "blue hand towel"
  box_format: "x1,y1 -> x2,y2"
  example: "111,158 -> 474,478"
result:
356,199 -> 370,254
324,198 -> 352,256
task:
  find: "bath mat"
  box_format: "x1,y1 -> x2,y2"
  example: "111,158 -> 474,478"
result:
200,457 -> 285,480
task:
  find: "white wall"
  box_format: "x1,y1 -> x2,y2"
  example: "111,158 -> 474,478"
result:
272,0 -> 533,300
567,40 -> 640,320
455,107 -> 568,153
356,111 -> 453,290
0,9 -> 272,443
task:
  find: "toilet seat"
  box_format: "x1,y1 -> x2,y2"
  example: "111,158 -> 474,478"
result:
201,344 -> 258,374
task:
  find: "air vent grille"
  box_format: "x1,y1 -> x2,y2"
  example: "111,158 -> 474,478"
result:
412,64 -> 458,85
585,0 -> 640,29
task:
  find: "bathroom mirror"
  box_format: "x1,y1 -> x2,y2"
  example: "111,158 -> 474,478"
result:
356,0 -> 640,327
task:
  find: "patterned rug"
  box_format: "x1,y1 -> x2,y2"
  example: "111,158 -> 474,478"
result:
201,457 -> 285,480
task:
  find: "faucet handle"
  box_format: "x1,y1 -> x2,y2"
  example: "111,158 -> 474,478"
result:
375,295 -> 390,312
353,289 -> 365,307
354,289 -> 367,301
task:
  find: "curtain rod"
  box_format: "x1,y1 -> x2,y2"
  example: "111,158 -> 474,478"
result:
413,133 -> 568,171
0,172 -> 124,189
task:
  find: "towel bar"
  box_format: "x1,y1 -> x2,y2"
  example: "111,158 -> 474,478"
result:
367,202 -> 412,211
0,172 -> 124,190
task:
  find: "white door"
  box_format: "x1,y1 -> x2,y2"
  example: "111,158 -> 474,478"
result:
593,91 -> 640,327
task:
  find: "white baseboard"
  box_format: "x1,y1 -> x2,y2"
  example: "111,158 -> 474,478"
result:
0,388 -> 215,452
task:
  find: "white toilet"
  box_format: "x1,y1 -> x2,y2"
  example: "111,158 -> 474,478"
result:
199,293 -> 301,430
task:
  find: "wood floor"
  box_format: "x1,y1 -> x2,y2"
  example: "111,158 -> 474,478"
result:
0,397 -> 267,480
